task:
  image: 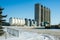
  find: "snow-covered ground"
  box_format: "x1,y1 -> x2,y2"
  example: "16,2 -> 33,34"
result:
0,31 -> 59,40
0,26 -> 60,40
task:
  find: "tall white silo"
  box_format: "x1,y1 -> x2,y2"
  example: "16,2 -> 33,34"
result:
19,18 -> 21,26
17,18 -> 20,25
14,18 -> 17,25
29,19 -> 32,26
9,17 -> 15,26
19,19 -> 25,26
9,17 -> 12,25
25,18 -> 28,26
27,19 -> 30,26
32,20 -> 35,26
13,17 -> 16,25
25,18 -> 30,26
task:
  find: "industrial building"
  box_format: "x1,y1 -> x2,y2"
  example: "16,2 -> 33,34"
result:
35,3 -> 50,28
9,17 -> 38,27
1,3 -> 51,28
9,3 -> 51,28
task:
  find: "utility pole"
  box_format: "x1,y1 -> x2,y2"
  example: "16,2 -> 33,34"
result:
0,7 -> 7,36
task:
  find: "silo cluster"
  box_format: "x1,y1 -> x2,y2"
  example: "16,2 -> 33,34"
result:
9,17 -> 25,26
35,3 -> 50,27
25,18 -> 37,27
9,17 -> 37,27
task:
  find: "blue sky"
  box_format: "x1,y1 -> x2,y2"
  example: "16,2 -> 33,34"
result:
0,0 -> 60,25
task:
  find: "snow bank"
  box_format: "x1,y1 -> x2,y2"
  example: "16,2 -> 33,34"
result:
0,26 -> 60,40
4,32 -> 59,40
